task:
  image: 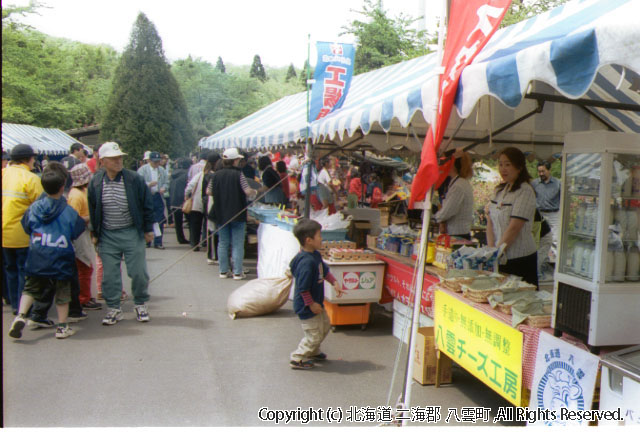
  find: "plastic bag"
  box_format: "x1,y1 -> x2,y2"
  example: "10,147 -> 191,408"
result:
227,270 -> 293,319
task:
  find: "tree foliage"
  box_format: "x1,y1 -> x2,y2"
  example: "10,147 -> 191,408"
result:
341,0 -> 432,74
501,0 -> 570,27
172,57 -> 302,139
285,63 -> 297,82
2,3 -> 119,128
215,56 -> 226,73
300,60 -> 313,89
101,13 -> 195,160
249,54 -> 267,81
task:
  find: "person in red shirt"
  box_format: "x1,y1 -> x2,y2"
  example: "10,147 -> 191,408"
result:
86,146 -> 99,173
348,168 -> 364,207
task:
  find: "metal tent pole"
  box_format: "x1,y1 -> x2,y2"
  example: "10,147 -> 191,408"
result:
401,0 -> 448,425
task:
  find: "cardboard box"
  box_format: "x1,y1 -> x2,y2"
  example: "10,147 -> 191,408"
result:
392,300 -> 434,344
413,327 -> 452,385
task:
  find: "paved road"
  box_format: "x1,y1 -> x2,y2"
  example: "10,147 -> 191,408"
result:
2,227 -> 523,427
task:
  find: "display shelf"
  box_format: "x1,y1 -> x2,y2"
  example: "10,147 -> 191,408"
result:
568,190 -> 599,197
568,231 -> 597,239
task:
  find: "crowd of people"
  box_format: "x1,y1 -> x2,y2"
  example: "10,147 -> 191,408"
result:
3,139 -> 561,340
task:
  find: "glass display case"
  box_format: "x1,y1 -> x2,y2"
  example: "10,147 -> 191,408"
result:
554,131 -> 640,349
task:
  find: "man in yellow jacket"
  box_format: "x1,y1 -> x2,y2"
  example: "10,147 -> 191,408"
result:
2,144 -> 44,315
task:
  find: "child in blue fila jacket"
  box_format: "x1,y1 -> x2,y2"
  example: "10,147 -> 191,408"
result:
8,162 -> 85,340
289,219 -> 346,370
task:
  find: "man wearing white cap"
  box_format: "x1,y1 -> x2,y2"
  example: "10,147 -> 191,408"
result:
210,148 -> 256,280
87,142 -> 154,325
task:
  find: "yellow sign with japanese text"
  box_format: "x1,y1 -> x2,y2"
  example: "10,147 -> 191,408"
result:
435,290 -> 523,406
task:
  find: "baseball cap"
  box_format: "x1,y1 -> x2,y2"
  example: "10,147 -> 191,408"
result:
70,164 -> 92,187
149,152 -> 162,162
222,148 -> 243,160
10,144 -> 37,160
99,142 -> 127,159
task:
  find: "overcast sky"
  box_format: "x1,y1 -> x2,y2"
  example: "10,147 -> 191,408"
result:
9,0 -> 444,68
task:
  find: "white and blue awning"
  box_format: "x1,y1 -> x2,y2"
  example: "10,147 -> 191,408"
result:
199,53 -> 439,152
456,0 -> 640,129
200,0 -> 640,156
2,123 -> 88,156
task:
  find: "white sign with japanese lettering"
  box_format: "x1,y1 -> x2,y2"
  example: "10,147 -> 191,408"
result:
529,332 -> 600,426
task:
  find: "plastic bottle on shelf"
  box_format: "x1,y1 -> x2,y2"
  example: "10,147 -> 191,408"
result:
627,245 -> 640,281
622,175 -> 633,197
575,203 -> 586,233
613,250 -> 627,282
582,244 -> 593,279
573,242 -> 585,275
626,208 -> 638,240
615,207 -> 628,239
606,248 -> 615,282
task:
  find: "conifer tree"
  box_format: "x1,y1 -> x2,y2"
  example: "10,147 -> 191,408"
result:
285,63 -> 297,82
101,13 -> 195,160
299,60 -> 313,89
215,56 -> 226,73
249,54 -> 267,82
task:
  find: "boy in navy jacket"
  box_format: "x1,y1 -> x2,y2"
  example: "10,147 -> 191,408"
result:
289,219 -> 345,369
9,162 -> 85,340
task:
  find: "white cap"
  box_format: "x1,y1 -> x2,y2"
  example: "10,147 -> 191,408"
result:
143,151 -> 151,160
223,148 -> 243,160
99,142 -> 127,159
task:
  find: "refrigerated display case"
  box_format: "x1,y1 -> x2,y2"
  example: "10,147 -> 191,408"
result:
553,131 -> 640,350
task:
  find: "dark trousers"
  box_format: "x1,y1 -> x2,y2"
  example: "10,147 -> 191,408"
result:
189,211 -> 205,248
500,252 -> 539,289
68,260 -> 84,316
173,208 -> 188,244
207,229 -> 219,260
152,193 -> 165,247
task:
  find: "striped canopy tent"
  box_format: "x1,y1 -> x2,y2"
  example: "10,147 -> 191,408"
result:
2,123 -> 89,156
198,53 -> 440,154
199,0 -> 639,159
445,0 -> 640,160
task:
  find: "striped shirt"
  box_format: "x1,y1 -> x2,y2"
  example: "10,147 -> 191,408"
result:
101,173 -> 133,230
488,182 -> 537,260
435,176 -> 474,236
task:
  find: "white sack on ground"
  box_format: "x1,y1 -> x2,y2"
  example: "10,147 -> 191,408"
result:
227,271 -> 293,319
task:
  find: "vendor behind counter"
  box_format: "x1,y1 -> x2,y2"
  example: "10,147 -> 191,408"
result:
434,151 -> 474,240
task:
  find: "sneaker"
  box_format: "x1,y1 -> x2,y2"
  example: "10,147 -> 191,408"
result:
207,259 -> 217,265
290,359 -> 315,370
233,272 -> 247,281
219,272 -> 230,279
9,316 -> 26,339
27,318 -> 56,330
154,245 -> 165,250
311,352 -> 327,361
68,311 -> 88,323
134,304 -> 150,322
82,300 -> 103,310
102,308 -> 123,326
55,325 -> 76,339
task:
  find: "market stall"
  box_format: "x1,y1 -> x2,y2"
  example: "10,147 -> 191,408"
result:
199,0 -> 639,423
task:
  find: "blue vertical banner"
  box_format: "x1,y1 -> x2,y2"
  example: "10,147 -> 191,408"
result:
308,42 -> 356,122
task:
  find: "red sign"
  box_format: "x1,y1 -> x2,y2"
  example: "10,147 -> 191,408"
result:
377,255 -> 439,317
410,0 -> 512,207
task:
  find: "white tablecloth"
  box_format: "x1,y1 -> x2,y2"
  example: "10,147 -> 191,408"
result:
257,223 -> 300,279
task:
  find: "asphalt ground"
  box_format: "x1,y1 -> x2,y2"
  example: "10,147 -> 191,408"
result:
2,226 -> 524,428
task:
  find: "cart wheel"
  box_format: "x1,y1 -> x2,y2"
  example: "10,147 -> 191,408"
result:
331,326 -> 337,332
361,324 -> 367,331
